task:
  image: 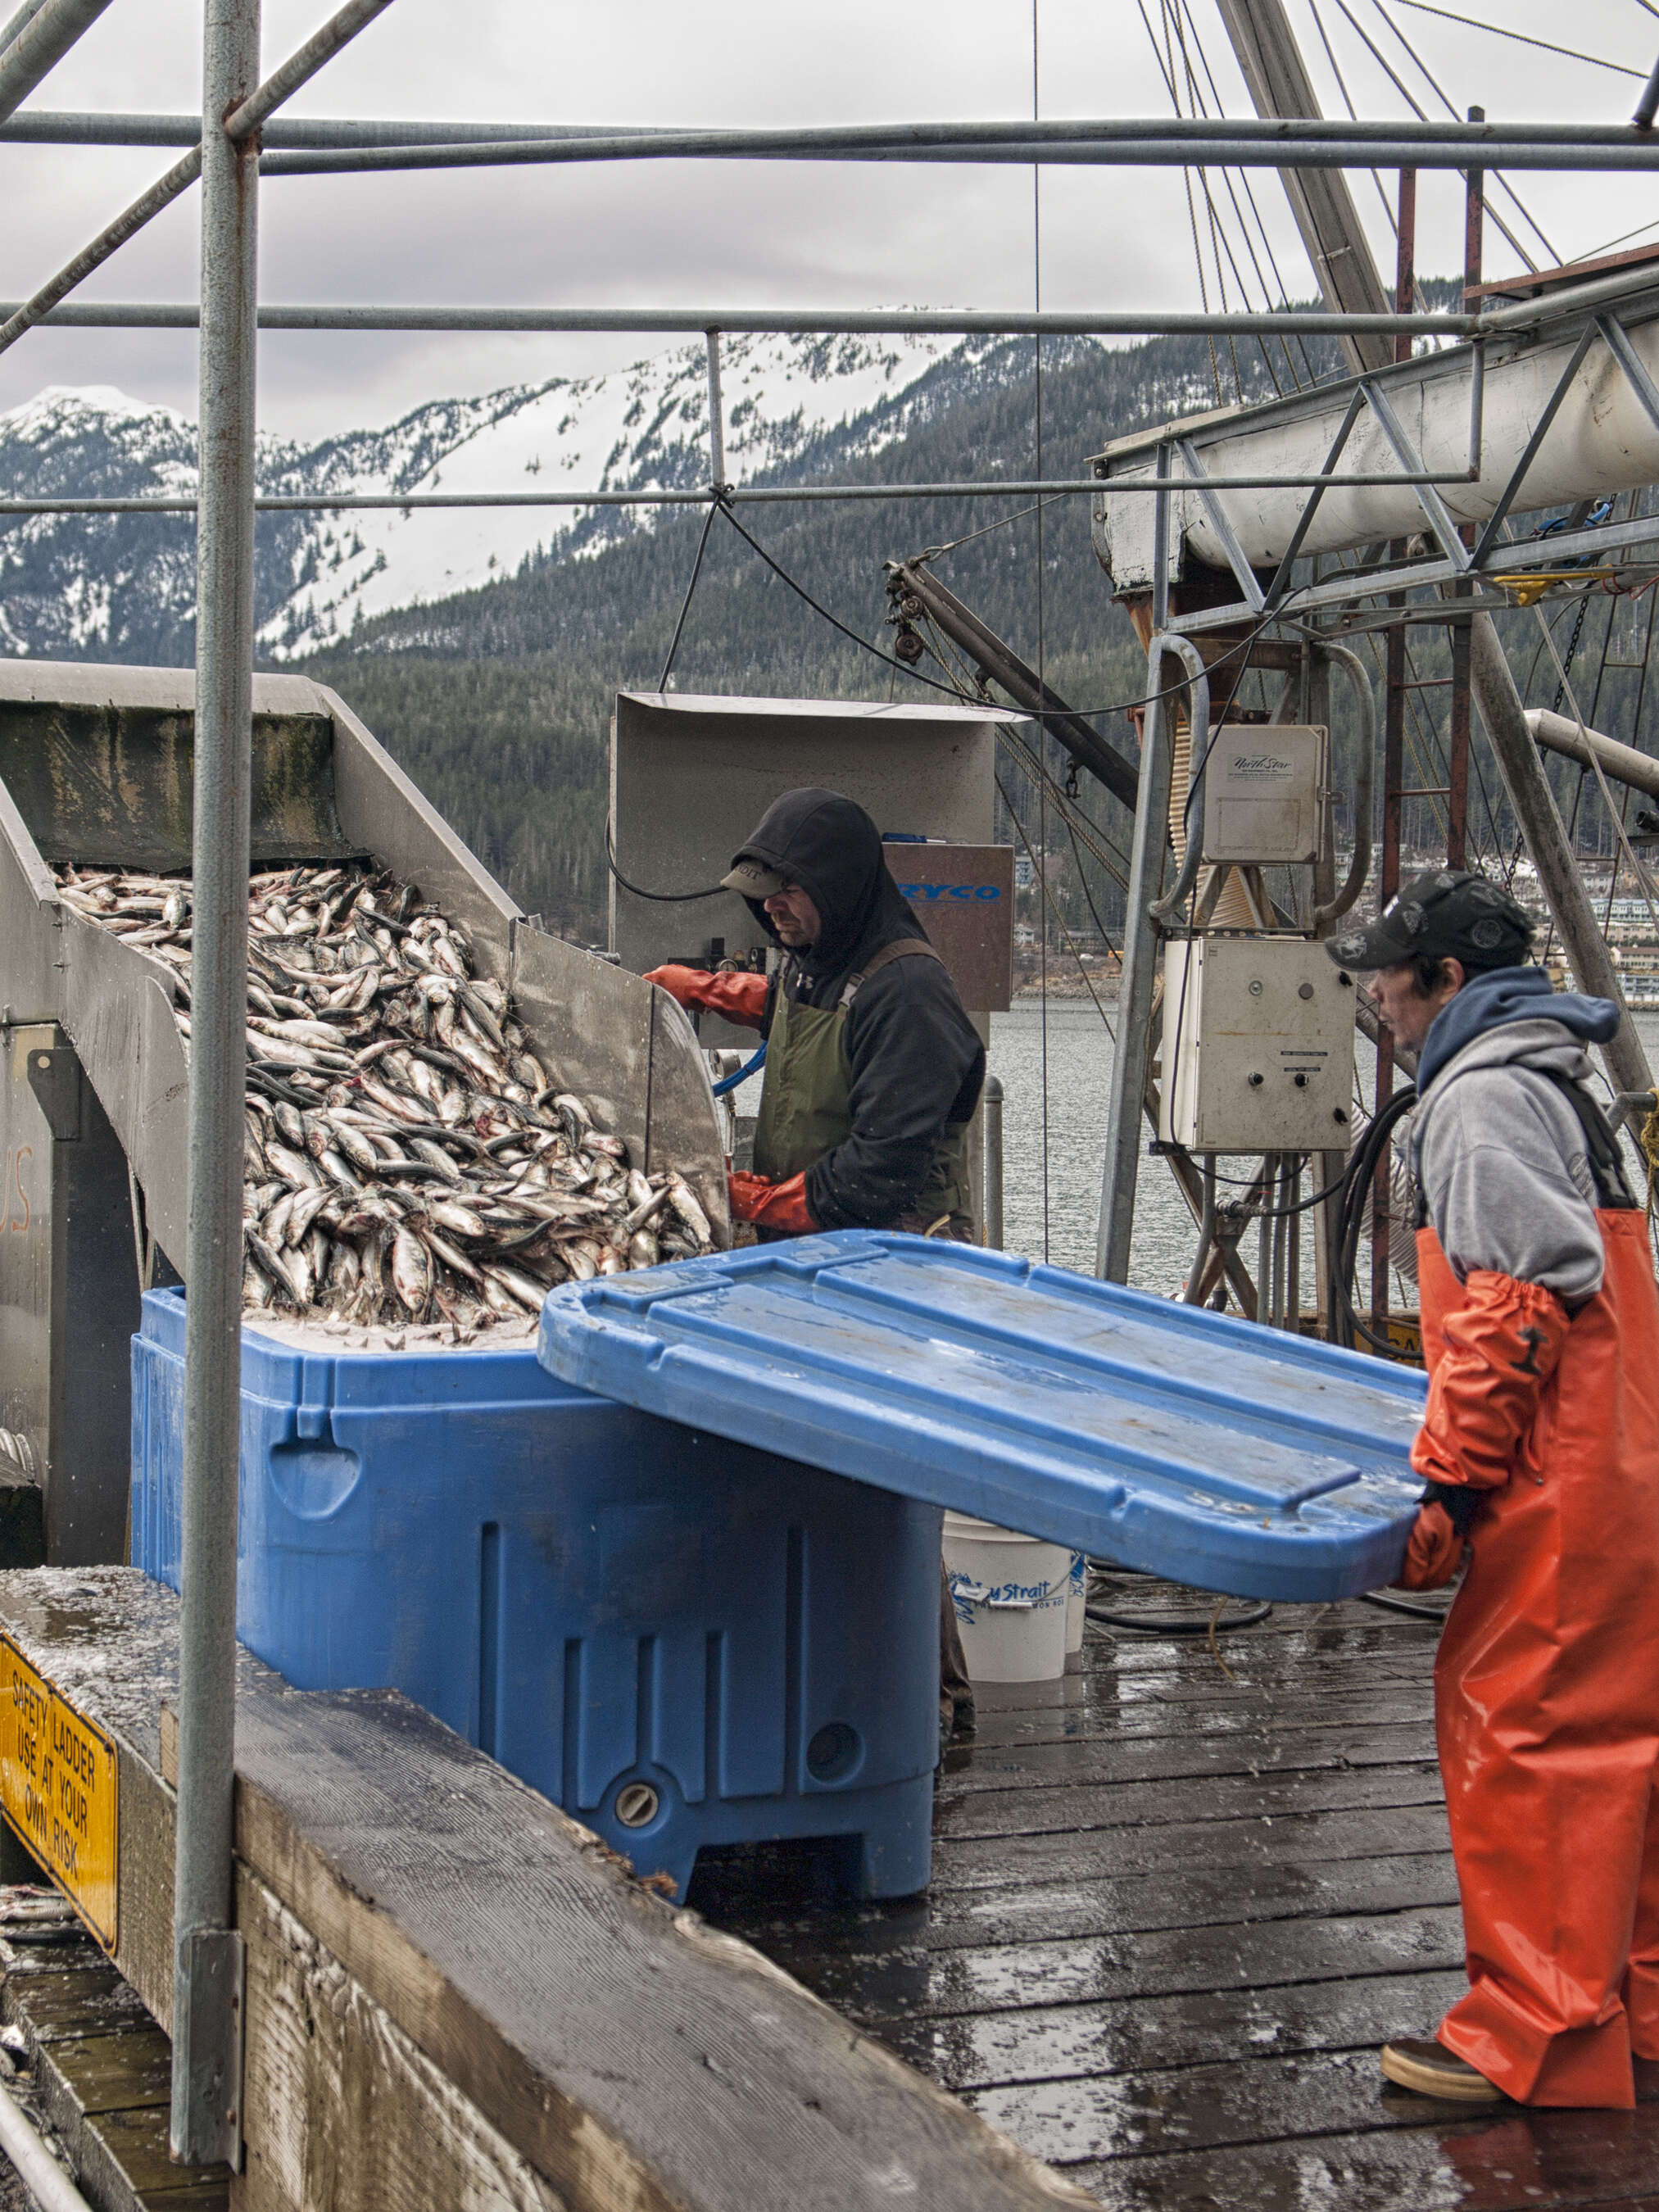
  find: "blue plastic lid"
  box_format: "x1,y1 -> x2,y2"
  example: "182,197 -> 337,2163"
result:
537,1233 -> 1426,1602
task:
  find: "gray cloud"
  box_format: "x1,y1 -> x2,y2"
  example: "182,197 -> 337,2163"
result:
0,0 -> 1652,441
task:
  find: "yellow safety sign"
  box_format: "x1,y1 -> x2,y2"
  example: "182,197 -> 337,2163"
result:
0,1636 -> 117,1951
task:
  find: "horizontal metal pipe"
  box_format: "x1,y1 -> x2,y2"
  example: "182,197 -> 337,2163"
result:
0,470 -> 1492,514
9,111 -> 1658,152
0,0 -> 113,127
1527,706 -> 1659,801
256,126 -> 1659,177
0,297 -> 1478,338
0,108 -> 659,147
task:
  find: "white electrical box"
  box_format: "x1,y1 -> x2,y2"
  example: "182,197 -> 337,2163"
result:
1201,724 -> 1327,866
1160,936 -> 1357,1154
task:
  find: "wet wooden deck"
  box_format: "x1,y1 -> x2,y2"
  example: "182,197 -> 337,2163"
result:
691,1571 -> 1659,2212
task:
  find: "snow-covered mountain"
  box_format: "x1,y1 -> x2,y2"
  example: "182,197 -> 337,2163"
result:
0,331 -> 1000,664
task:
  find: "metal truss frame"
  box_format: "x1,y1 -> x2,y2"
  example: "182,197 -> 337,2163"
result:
1156,306 -> 1659,634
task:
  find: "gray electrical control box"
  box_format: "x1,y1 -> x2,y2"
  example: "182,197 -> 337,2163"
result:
1201,724 -> 1327,866
1160,936 -> 1356,1154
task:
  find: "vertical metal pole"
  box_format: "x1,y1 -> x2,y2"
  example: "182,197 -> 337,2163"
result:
171,0 -> 258,2169
1462,108 -> 1484,316
1444,129 -> 1480,872
981,1073 -> 1004,1250
1372,599 -> 1404,1330
705,329 -> 725,490
1393,168 -> 1416,366
1448,610 -> 1471,867
1097,446 -> 1173,1283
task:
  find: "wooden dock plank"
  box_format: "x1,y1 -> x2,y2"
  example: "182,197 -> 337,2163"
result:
745,1903 -> 1468,2022
878,1967 -> 1471,2091
1063,2111 -> 1659,2212
931,1760 -> 1446,1842
927,1802 -> 1453,1890
709,1847 -> 1459,1957
696,1580 -> 1652,2212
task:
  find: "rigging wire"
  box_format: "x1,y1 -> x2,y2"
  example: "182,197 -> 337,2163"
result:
1388,0 -> 1645,79
657,495 -> 719,690
1164,0 -> 1246,401
1358,0 -> 1560,270
1308,0 -> 1403,242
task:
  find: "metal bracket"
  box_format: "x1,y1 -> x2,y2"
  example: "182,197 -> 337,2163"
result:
25,1044 -> 79,1142
170,1924 -> 244,2169
1176,437 -> 1266,613
1361,376 -> 1473,572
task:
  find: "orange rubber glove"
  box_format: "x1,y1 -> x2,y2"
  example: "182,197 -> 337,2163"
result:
1395,1499 -> 1464,1591
728,1170 -> 816,1236
1411,1269 -> 1571,1494
645,965 -> 768,1028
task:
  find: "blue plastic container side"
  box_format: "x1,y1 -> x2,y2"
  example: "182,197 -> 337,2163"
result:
131,1288 -> 939,1900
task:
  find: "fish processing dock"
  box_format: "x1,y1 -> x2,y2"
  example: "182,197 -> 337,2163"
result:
7,0 -> 1659,2195
692,1573 -> 1659,2210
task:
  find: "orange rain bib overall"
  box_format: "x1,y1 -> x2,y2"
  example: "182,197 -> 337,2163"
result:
1416,1082 -> 1659,2107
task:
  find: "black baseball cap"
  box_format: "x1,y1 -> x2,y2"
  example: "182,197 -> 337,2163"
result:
1325,867 -> 1534,973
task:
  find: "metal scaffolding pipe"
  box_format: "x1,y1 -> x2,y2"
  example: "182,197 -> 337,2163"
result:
170,0 -> 261,2169
0,146 -> 205,362
0,471 -> 1493,517
11,109 -> 1659,153
256,123 -> 1659,178
0,298 -> 1478,338
1468,612 -> 1653,1100
0,0 -> 399,364
0,0 -> 113,126
223,0 -> 395,140
0,1 -> 52,55
1098,454 -> 1177,1286
1527,706 -> 1659,803
11,111 -> 1659,153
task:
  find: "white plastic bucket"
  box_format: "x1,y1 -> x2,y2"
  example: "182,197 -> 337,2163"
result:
943,1513 -> 1072,1684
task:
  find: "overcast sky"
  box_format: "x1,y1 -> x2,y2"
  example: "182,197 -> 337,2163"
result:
0,0 -> 1655,444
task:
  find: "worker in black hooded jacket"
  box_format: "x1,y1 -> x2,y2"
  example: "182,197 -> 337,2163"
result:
646,788 -> 986,1747
646,787 -> 986,1241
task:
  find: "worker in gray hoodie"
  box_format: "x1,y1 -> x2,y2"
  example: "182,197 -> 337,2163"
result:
1327,866 -> 1659,2110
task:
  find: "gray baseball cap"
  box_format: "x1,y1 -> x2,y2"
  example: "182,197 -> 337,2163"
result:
720,856 -> 788,898
1325,867 -> 1534,973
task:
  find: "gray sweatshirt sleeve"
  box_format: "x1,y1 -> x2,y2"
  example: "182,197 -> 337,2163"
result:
1415,1069 -> 1605,1302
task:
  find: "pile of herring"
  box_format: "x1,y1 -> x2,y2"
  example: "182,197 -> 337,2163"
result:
55,861 -> 715,1337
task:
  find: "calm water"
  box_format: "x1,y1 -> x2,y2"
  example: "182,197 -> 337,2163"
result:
987,999 -> 1659,1299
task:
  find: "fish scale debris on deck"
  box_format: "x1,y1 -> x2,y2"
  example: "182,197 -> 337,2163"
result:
53,859 -> 715,1338
537,1233 -> 1428,1602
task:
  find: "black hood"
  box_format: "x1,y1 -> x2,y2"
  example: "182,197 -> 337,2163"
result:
733,787 -> 926,977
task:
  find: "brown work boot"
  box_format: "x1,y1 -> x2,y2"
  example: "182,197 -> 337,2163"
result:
1381,2037 -> 1505,2102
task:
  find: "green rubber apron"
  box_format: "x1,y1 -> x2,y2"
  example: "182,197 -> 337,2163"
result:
752,938 -> 973,1231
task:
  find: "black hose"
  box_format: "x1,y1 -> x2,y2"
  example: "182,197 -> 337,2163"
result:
1084,1564 -> 1272,1635
1086,1599 -> 1272,1634
1331,1084 -> 1421,1358
1360,1589 -> 1456,1623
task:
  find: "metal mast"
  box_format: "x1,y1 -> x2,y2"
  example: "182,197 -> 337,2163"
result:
1212,0 -> 1391,374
